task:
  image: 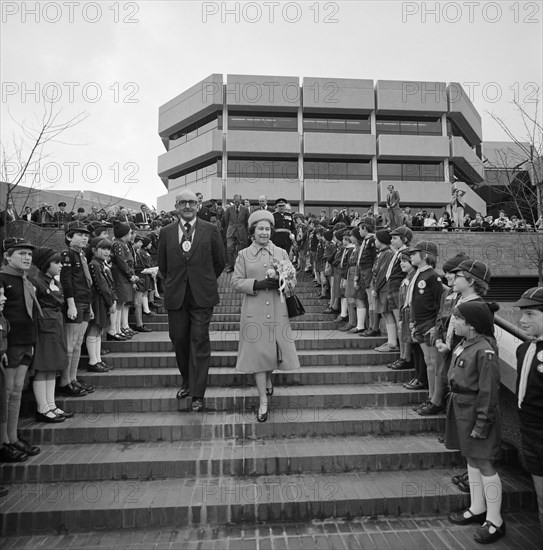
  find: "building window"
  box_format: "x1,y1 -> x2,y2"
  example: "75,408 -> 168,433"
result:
376,116 -> 442,136
169,113 -> 222,149
228,111 -> 298,131
304,160 -> 373,181
303,114 -> 371,133
227,158 -> 299,181
169,158 -> 221,190
378,162 -> 444,181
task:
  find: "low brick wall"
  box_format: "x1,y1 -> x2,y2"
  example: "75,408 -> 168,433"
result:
412,230 -> 542,277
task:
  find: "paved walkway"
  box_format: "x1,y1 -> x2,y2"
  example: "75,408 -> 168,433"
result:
3,513 -> 541,549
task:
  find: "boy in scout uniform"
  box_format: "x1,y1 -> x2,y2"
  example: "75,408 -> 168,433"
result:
445,300 -> 504,544
513,287 -> 543,536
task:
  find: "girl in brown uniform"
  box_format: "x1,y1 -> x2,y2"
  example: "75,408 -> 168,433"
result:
446,300 -> 504,544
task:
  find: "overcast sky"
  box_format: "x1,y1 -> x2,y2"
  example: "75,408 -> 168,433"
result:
2,0 -> 542,208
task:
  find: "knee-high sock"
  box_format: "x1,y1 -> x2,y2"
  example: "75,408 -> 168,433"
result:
121,306 -> 130,330
356,307 -> 366,330
33,378 -> 49,414
113,310 -> 121,334
86,335 -> 100,364
467,465 -> 486,515
142,294 -> 151,314
45,378 -> 57,411
385,322 -> 398,346
482,473 -> 503,528
340,298 -> 348,317
95,337 -> 102,364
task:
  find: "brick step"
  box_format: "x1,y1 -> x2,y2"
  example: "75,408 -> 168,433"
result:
0,434 -> 462,484
52,384 -> 427,414
212,305 -> 330,313
99,332 -> 387,353
18,407 -> 444,445
135,320 -> 340,331
74,366 -> 415,388
0,467 -> 535,536
135,312 -> 345,323
83,349 -> 399,368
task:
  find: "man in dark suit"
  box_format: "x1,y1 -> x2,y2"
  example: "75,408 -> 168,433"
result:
134,204 -> 151,228
158,189 -> 226,412
253,194 -> 274,212
195,193 -> 212,222
223,193 -> 249,272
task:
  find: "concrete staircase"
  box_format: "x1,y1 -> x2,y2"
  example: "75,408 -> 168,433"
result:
0,273 -> 535,536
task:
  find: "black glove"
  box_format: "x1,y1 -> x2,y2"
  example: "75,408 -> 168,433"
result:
253,278 -> 279,291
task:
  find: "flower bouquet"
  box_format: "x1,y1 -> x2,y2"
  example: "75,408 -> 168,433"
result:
265,259 -> 296,302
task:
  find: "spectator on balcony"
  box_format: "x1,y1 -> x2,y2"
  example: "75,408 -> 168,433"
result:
31,204 -> 54,226
469,212 -> 488,232
401,207 -> 413,228
331,208 -> 350,227
53,202 -> 72,229
412,210 -> 426,229
386,184 -> 402,230
86,206 -> 100,222
70,207 -> 87,222
492,211 -> 512,231
448,189 -> 466,228
318,209 -> 329,225
115,208 -> 131,223
535,215 -> 543,231
0,199 -> 18,227
424,212 -> 438,230
437,212 -> 453,231
375,206 -> 389,230
351,211 -> 361,226
21,207 -> 33,223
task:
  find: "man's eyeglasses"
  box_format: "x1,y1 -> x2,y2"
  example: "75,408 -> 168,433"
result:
176,200 -> 197,207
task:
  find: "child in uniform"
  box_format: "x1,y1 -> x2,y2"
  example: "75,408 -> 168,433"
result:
30,247 -> 73,422
356,221 -> 378,337
446,300 -> 504,544
0,238 -> 41,460
58,221 -> 94,396
345,227 -> 367,334
133,235 -> 153,333
371,230 -> 394,348
87,237 -> 117,372
513,287 -> 543,536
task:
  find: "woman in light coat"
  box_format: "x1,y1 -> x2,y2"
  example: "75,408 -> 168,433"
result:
232,210 -> 300,422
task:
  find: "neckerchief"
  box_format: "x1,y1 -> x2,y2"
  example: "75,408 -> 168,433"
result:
518,339 -> 543,407
71,247 -> 92,288
405,264 -> 431,308
0,265 -> 43,319
386,244 -> 407,280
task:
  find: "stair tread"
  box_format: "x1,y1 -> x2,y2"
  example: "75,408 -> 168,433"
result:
1,467 -> 532,513
19,406 -> 437,430
101,349 -> 396,357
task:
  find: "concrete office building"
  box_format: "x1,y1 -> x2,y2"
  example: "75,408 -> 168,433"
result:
157,74 -> 487,214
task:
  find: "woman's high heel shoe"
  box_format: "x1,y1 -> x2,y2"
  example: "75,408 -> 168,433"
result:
266,386 -> 274,396
257,402 -> 268,423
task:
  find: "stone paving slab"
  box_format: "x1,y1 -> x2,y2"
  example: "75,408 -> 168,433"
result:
54,384 -> 428,414
0,434 -> 462,483
18,407 -> 446,444
0,469 -> 536,536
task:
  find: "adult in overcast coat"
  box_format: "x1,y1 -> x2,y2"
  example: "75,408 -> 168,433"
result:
157,189 -> 226,412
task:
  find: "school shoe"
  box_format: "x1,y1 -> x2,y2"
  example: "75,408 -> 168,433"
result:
390,359 -> 413,370
142,310 -> 157,316
135,325 -> 152,332
120,328 -> 133,339
106,333 -> 126,341
11,437 -> 40,456
334,315 -> 348,323
74,378 -> 94,393
448,508 -> 487,526
359,329 -> 380,337
36,410 -> 65,423
52,408 -> 74,419
322,308 -> 337,314
473,520 -> 506,544
87,363 -> 109,373
57,382 -> 88,397
177,388 -> 190,399
418,402 -> 445,416
339,324 -> 354,332
375,343 -> 399,352
348,328 -> 366,334
0,443 -> 28,462
404,379 -> 427,391
412,399 -> 431,412
98,361 -> 113,371
257,402 -> 269,423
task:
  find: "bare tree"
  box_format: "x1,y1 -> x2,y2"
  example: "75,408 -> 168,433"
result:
485,95 -> 543,283
1,100 -> 88,229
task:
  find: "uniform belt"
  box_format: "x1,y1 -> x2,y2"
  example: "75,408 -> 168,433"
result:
275,229 -> 291,234
450,386 -> 477,395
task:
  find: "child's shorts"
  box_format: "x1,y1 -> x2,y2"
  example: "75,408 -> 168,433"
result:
65,302 -> 91,324
519,415 -> 543,476
6,345 -> 34,368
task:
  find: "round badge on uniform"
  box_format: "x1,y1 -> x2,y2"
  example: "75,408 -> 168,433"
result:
537,364 -> 543,373
537,350 -> 543,362
182,241 -> 191,252
418,280 -> 426,289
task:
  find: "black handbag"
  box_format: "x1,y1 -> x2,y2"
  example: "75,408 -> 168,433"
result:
285,292 -> 305,318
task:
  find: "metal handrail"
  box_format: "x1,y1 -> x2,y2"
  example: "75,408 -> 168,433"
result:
494,313 -> 529,342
